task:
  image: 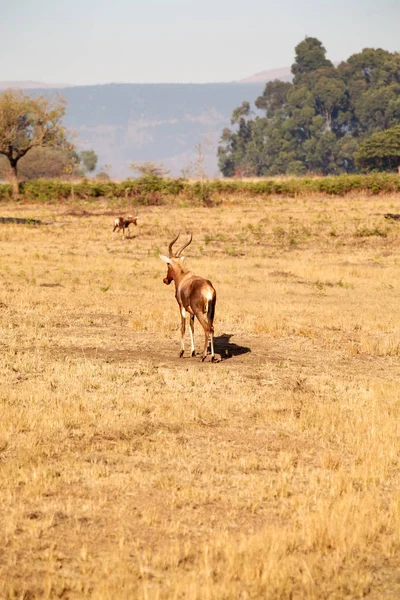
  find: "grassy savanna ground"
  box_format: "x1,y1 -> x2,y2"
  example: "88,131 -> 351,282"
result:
1,192 -> 400,599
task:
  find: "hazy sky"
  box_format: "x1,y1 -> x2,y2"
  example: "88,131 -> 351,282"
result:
1,0 -> 399,85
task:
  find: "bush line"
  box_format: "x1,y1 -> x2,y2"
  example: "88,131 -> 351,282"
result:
1,173 -> 400,203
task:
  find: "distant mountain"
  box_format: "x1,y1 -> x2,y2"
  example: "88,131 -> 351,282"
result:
239,67 -> 292,83
4,76 -> 303,176
24,83 -> 265,178
0,81 -> 72,90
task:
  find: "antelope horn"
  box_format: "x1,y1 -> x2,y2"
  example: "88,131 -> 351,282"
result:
168,232 -> 181,257
177,232 -> 193,257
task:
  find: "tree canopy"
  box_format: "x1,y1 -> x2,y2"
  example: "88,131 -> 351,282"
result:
355,125 -> 400,172
80,149 -> 98,174
218,38 -> 400,177
0,147 -> 99,181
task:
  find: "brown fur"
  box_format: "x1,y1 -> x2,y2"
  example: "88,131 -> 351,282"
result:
112,215 -> 138,238
161,235 -> 216,361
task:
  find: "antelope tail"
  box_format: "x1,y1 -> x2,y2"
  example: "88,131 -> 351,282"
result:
207,295 -> 216,332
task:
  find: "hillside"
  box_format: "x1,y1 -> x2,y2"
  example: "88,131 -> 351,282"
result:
25,83 -> 264,177
0,81 -> 71,90
239,66 -> 292,83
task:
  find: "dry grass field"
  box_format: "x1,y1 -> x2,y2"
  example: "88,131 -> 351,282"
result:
1,192 -> 400,599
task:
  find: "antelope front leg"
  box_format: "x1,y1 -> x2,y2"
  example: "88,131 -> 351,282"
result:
179,313 -> 186,358
189,314 -> 195,357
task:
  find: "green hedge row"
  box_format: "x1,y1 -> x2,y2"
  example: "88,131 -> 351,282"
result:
0,176 -> 186,203
1,173 -> 400,203
204,173 -> 400,196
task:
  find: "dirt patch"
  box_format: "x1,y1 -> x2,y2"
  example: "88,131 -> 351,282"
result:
45,328 -> 400,385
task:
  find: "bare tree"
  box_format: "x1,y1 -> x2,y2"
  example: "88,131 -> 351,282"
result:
181,141 -> 210,181
181,139 -> 215,204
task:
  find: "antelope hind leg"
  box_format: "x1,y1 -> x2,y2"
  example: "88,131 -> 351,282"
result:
196,312 -> 213,362
179,312 -> 186,358
210,331 -> 215,361
189,314 -> 195,357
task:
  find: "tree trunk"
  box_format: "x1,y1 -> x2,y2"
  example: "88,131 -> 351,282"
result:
10,160 -> 19,199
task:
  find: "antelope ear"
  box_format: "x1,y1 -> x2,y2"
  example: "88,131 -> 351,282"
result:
159,254 -> 171,264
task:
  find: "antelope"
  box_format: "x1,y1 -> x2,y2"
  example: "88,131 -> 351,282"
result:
113,214 -> 138,238
160,233 -> 217,362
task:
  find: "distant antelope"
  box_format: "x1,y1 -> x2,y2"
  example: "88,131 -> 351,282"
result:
160,233 -> 217,361
113,215 -> 138,238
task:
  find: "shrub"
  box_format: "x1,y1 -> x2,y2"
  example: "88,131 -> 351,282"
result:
0,184 -> 12,201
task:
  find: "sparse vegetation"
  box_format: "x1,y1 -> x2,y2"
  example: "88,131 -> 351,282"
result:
1,191 -> 400,598
130,161 -> 171,178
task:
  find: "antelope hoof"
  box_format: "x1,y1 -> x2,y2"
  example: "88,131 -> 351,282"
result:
201,356 -> 206,362
191,351 -> 196,357
179,350 -> 184,358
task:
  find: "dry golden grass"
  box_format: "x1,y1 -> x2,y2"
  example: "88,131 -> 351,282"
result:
1,193 -> 400,599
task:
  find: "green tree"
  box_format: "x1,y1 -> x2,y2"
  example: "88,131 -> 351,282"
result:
355,125 -> 400,172
230,101 -> 251,124
218,114 -> 254,177
218,38 -> 400,178
335,134 -> 359,173
95,164 -> 112,181
338,48 -> 400,136
0,89 -> 69,197
255,80 -> 291,116
291,37 -> 333,83
310,70 -> 347,131
79,149 -> 98,174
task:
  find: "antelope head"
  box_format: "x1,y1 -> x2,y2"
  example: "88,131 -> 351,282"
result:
127,214 -> 139,226
160,232 -> 192,285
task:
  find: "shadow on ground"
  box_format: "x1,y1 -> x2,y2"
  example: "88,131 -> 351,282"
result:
214,333 -> 251,361
45,333 -> 253,367
0,217 -> 43,225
